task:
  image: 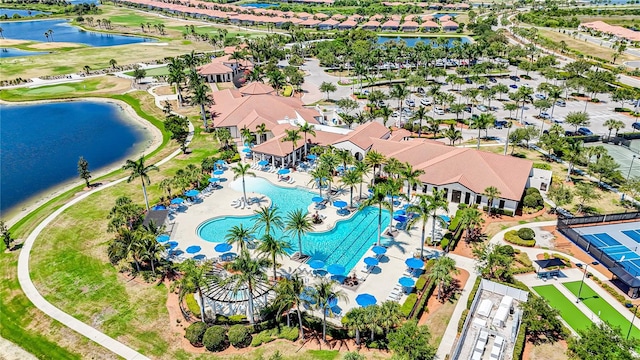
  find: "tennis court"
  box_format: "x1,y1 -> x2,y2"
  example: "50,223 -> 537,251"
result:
578,224 -> 640,277
533,285 -> 593,333
563,281 -> 640,340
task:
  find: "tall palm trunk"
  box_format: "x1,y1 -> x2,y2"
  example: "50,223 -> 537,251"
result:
141,177 -> 150,211
200,104 -> 208,129
198,288 -> 206,323
247,282 -> 256,324
350,187 -> 354,208
421,221 -> 427,259
377,204 -> 382,246
322,312 -> 327,342
431,213 -> 438,248
151,259 -> 156,274
242,176 -> 247,202
296,302 -> 305,339
272,254 -> 277,280
355,329 -> 360,345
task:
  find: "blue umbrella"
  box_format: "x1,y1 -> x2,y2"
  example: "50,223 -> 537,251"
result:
308,259 -> 325,269
364,257 -> 379,266
242,148 -> 252,153
185,189 -> 200,197
258,160 -> 269,166
394,215 -> 408,223
277,168 -> 291,175
368,188 -> 374,193
333,200 -> 348,208
327,264 -> 346,275
327,296 -> 338,307
156,234 -> 170,243
213,170 -> 224,175
171,249 -> 184,256
372,245 -> 387,255
312,196 -> 324,203
355,293 -> 377,307
186,245 -> 201,254
193,254 -> 207,261
215,160 -> 226,165
208,177 -> 220,183
167,241 -> 179,249
170,198 -> 184,205
336,165 -> 345,172
152,205 -> 167,210
399,276 -> 416,287
439,215 -> 451,223
395,209 -> 406,215
221,252 -> 237,261
301,287 -> 317,304
307,154 -> 317,160
215,243 -> 232,253
405,258 -> 424,269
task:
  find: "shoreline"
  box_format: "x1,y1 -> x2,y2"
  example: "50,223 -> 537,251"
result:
1,97 -> 163,226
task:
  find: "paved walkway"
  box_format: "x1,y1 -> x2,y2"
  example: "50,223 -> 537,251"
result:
15,92 -> 195,358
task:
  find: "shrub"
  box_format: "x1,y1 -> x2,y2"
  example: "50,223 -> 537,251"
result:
250,330 -> 275,347
458,309 -> 470,333
467,277 -> 482,309
512,323 -> 526,360
504,230 -> 536,247
533,163 -> 552,170
415,275 -> 427,291
185,322 -> 208,346
202,325 -> 229,352
228,314 -> 247,324
400,293 -> 418,318
278,326 -> 299,341
523,193 -> 543,209
413,281 -> 436,319
517,228 -> 535,240
440,238 -> 450,250
228,325 -> 251,348
185,293 -> 201,318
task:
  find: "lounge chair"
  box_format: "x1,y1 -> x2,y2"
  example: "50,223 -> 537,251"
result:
288,177 -> 295,184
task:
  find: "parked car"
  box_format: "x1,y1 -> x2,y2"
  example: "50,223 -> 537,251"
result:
494,120 -> 508,129
534,93 -> 546,100
377,100 -> 387,108
633,122 -> 640,130
464,106 -> 472,113
417,87 -> 425,94
509,84 -> 518,89
392,111 -> 400,118
510,75 -> 520,82
556,207 -> 574,218
488,77 -> 497,83
539,112 -> 551,119
420,98 -> 432,106
478,85 -> 488,90
405,99 -> 415,107
577,127 -> 593,136
477,105 -> 488,112
434,107 -> 445,115
552,117 -> 564,124
555,99 -> 566,107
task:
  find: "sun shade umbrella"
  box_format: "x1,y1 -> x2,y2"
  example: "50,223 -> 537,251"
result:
215,243 -> 232,253
156,234 -> 170,243
277,168 -> 291,175
170,198 -> 184,205
395,209 -> 406,215
312,196 -> 324,203
242,148 -> 252,153
307,154 -> 317,160
152,205 -> 167,210
167,241 -> 179,249
405,258 -> 424,269
399,276 -> 416,287
185,189 -> 200,197
215,160 -> 226,165
355,293 -> 377,307
372,245 -> 387,255
393,215 -> 408,223
213,170 -> 224,175
208,177 -> 220,183
186,245 -> 201,254
333,200 -> 348,208
327,264 -> 346,275
308,259 -> 325,269
258,160 -> 269,166
193,254 -> 206,261
364,257 -> 379,266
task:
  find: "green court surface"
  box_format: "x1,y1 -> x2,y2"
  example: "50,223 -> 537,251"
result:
124,66 -> 169,77
563,281 -> 640,339
533,285 -> 593,332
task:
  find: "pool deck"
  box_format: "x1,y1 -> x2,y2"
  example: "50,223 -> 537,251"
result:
169,160 -> 448,323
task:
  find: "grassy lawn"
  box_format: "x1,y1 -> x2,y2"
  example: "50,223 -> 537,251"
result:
423,295 -> 458,347
0,77 -> 131,101
533,285 -> 593,333
537,28 -> 639,63
563,281 -> 640,339
125,65 -> 170,77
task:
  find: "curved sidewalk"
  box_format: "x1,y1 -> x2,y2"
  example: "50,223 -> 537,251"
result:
16,100 -> 194,358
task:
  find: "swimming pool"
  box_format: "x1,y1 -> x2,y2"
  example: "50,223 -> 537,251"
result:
197,177 -> 391,275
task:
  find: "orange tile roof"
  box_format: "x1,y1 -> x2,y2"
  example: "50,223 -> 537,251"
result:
239,82 -> 275,95
334,122 -> 390,150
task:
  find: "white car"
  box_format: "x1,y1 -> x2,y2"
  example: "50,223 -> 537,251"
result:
434,107 -> 445,115
405,99 -> 415,107
420,98 -> 432,106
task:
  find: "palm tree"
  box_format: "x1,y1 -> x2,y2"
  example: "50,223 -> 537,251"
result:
343,307 -> 367,346
604,118 -> 625,140
564,140 -> 584,181
311,278 -> 348,342
232,163 -> 255,203
285,209 -> 313,257
353,161 -> 371,200
378,301 -> 403,335
335,148 -> 354,172
254,206 -> 283,236
282,129 -> 302,165
365,150 -> 386,179
225,224 -> 254,252
122,156 -> 159,211
274,275 -> 307,339
308,167 -> 330,198
178,259 -> 210,322
428,256 -> 459,301
443,124 -> 462,146
458,207 -> 484,243
384,178 -> 406,232
412,106 -> 428,138
341,169 -> 361,208
390,83 -> 410,118
268,70 -> 286,94
255,123 -> 268,144
361,184 -> 392,246
192,81 -> 213,130
363,304 -> 381,341
399,162 -> 425,200
298,123 -> 316,157
136,236 -> 166,275
258,234 -> 291,280
167,57 -> 185,106
471,113 -> 495,150
482,186 -> 501,215
224,250 -> 269,324
408,190 -> 448,259
384,157 -> 404,180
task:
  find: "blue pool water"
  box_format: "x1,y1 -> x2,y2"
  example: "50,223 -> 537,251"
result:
197,177 -> 391,275
377,36 -> 471,47
0,47 -> 48,57
0,101 -> 148,214
0,8 -> 50,17
240,3 -> 280,8
0,19 -> 154,46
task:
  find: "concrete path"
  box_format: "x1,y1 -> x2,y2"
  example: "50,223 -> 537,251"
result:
15,93 -> 195,358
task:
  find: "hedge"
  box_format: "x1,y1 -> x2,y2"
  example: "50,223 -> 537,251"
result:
482,207 -> 515,216
512,323 -> 526,360
533,162 -> 552,170
590,275 -> 634,311
415,275 -> 428,292
412,280 -> 437,320
185,293 -> 201,319
185,322 -> 208,346
278,326 -> 299,341
458,309 -> 470,333
504,230 -> 536,247
400,293 -> 418,318
466,277 -> 482,309
517,228 -> 535,241
619,132 -> 640,140
203,325 -> 229,352
250,330 -> 275,347
228,325 -> 252,348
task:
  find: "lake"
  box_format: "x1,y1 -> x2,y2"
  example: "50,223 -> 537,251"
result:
0,19 -> 154,46
0,101 -> 149,214
0,8 -> 50,17
239,3 -> 280,8
377,36 -> 471,47
0,47 -> 48,57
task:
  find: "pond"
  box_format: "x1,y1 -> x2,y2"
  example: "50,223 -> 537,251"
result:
377,36 -> 471,47
0,19 -> 154,47
239,2 -> 280,8
0,101 -> 150,214
0,47 -> 48,57
0,8 -> 50,17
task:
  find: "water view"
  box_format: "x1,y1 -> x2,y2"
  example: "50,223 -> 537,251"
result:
239,2 -> 280,8
0,8 -> 50,17
377,36 -> 471,47
0,19 -> 154,46
0,47 -> 48,57
0,101 -> 149,214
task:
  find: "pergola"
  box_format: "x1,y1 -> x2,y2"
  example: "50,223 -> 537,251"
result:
202,271 -> 274,320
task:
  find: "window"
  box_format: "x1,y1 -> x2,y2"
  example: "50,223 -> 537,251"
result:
476,195 -> 482,204
499,200 -> 505,209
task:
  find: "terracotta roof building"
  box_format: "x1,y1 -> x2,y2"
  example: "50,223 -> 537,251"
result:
197,55 -> 252,83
